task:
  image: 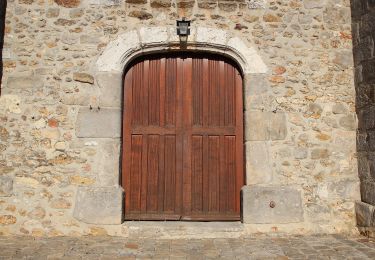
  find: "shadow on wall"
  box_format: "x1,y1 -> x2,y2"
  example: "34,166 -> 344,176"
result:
351,0 -> 375,234
0,0 -> 6,95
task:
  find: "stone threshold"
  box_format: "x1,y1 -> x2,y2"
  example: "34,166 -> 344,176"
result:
122,221 -> 245,239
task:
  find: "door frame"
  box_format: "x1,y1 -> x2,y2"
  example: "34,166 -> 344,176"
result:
121,53 -> 245,221
73,26 -> 273,225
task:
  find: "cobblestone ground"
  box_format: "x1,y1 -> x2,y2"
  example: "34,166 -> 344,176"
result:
0,235 -> 375,259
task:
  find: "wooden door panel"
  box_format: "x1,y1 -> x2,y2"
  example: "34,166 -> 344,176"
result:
123,57 -> 182,220
123,54 -> 243,221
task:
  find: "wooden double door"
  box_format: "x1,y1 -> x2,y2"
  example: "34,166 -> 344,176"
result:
122,53 -> 244,221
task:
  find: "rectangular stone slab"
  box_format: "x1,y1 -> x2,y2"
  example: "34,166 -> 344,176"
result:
75,107 -> 122,138
241,185 -> 304,224
0,177 -> 13,197
73,186 -> 124,224
356,201 -> 375,227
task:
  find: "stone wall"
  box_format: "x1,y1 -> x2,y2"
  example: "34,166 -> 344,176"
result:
352,0 -> 375,235
0,0 -> 6,92
0,0 -> 360,236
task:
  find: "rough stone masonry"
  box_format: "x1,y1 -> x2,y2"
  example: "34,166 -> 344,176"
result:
352,0 -> 375,237
0,0 -> 362,236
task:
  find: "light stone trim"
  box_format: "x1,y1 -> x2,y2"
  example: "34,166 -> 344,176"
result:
85,26 -> 279,225
95,26 -> 268,74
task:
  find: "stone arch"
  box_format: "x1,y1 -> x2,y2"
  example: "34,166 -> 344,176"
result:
73,26 -> 276,225
95,26 -> 268,75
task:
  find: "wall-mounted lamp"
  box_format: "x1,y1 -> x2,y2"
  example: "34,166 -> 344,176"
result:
176,18 -> 191,44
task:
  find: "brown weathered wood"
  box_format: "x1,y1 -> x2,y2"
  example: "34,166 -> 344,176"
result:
122,53 -> 244,220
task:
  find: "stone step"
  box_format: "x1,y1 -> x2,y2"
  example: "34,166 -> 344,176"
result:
123,221 -> 245,239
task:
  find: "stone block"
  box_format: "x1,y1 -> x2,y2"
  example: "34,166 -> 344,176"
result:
324,7 -> 351,27
333,50 -> 354,69
294,147 -> 308,159
0,177 -> 13,197
139,27 -> 168,46
176,0 -> 195,8
247,0 -> 266,9
363,58 -> 375,83
269,113 -> 287,140
241,185 -> 304,224
245,142 -> 272,184
356,201 -> 375,227
358,107 -> 375,131
245,111 -> 269,141
361,181 -> 375,205
96,30 -> 140,72
245,74 -> 270,95
61,86 -> 99,106
305,203 -> 331,224
75,108 -> 121,138
128,10 -> 153,20
218,2 -> 237,12
93,140 -> 121,186
6,76 -> 43,90
358,154 -> 371,181
150,0 -> 172,8
339,115 -> 356,131
197,0 -> 217,9
196,27 -> 228,46
126,0 -> 146,3
80,34 -> 102,45
0,95 -> 21,114
245,111 -> 287,141
54,0 -> 80,8
353,36 -> 374,65
227,37 -> 268,74
327,180 -> 360,200
96,72 -> 122,107
73,186 -> 124,224
303,0 -> 325,9
85,0 -> 121,5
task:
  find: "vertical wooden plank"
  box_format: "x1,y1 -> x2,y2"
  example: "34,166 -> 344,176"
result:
132,63 -> 141,126
143,59 -> 149,126
235,70 -> 244,213
129,135 -> 143,212
158,135 -> 165,213
208,136 -> 220,212
226,136 -> 236,212
158,58 -> 166,214
164,135 -> 176,212
147,135 -> 159,212
149,59 -> 160,126
183,57 -> 192,215
123,67 -> 133,214
209,58 -> 220,126
202,135 -> 209,213
140,134 -> 148,213
219,135 -> 227,213
175,57 -> 184,215
202,59 -> 209,127
192,136 -> 203,212
159,58 -> 166,127
192,59 -> 203,126
166,58 -> 176,127
219,60 -> 225,127
224,63 -> 235,127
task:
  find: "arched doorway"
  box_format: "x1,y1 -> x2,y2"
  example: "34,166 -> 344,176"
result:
121,53 -> 244,221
